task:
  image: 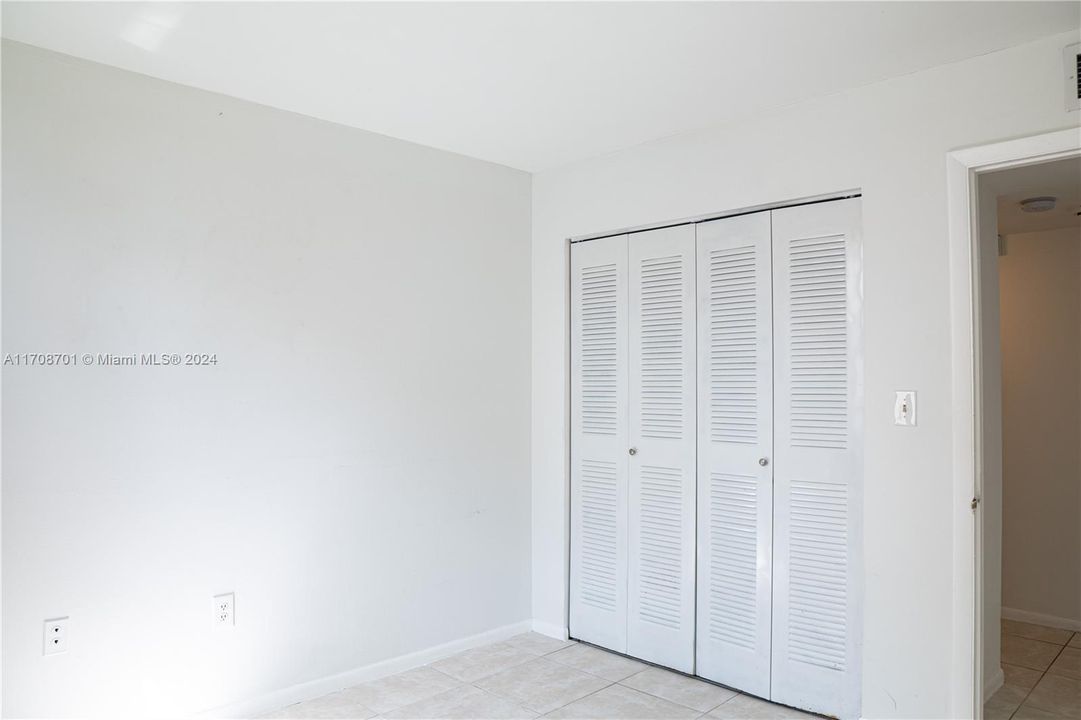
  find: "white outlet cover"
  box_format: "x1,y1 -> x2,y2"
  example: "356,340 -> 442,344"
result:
894,391 -> 917,427
43,617 -> 69,655
213,592 -> 235,628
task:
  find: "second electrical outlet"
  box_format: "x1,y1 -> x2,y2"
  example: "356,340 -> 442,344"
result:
214,592 -> 235,628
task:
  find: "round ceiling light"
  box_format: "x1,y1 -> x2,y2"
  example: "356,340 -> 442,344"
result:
1019,196 -> 1057,213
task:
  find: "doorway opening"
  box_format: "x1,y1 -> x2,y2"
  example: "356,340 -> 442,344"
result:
977,156 -> 1081,719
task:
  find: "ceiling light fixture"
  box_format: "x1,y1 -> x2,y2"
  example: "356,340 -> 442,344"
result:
1019,196 -> 1057,213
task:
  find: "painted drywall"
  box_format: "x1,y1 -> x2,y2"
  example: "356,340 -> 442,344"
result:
531,29 -> 1081,719
2,41 -> 532,718
999,226 -> 1081,627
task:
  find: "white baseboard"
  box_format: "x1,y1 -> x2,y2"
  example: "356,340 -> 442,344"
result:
1002,606 -> 1081,632
531,619 -> 569,641
197,619 -> 533,719
984,666 -> 1004,702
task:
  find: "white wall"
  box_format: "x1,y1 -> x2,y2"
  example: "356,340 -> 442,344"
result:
531,30 -> 1081,719
2,41 -> 532,718
999,226 -> 1081,628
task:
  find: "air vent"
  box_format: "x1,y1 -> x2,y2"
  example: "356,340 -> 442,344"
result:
1066,42 -> 1080,112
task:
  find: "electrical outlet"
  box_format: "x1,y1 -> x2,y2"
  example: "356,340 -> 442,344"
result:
43,617 -> 69,655
213,593 -> 234,628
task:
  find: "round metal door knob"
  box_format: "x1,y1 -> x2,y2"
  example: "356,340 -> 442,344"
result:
758,457 -> 769,466
629,447 -> 638,456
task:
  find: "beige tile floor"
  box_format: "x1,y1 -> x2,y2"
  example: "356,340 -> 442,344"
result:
261,633 -> 818,719
985,619 -> 1081,720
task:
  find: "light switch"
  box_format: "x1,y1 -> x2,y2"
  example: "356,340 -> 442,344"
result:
894,391 -> 917,426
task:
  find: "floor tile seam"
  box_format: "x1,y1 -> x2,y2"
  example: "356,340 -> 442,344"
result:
1006,641 -> 1072,720
545,653 -> 642,683
469,670 -> 618,716
1003,631 -> 1071,648
525,677 -> 619,716
1019,639 -> 1080,720
614,673 -> 737,714
1043,642 -> 1080,680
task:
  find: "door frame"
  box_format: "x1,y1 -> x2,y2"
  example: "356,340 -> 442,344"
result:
946,126 -> 1081,720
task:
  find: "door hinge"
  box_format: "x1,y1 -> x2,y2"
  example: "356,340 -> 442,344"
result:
971,497 -> 980,511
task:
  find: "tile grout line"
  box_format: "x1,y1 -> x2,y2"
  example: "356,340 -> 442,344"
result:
271,635 -> 821,720
1002,629 -> 1074,720
395,641 -> 785,720
553,658 -> 735,716
549,642 -> 798,717
535,678 -> 618,717
702,691 -> 743,714
377,657 -> 537,716
469,682 -> 549,717
544,649 -> 646,684
457,647 -> 617,717
614,671 -> 743,715
478,662 -> 731,717
273,630 -> 781,719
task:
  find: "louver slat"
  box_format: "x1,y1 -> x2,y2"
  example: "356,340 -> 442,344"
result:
580,459 -> 620,611
708,472 -> 758,649
771,198 -> 861,720
782,232 -> 850,669
637,464 -> 684,629
787,479 -> 848,670
639,256 -> 685,440
695,210 -> 773,699
788,235 -> 847,449
570,234 -> 628,655
709,247 -> 759,445
628,225 -> 695,673
581,263 -> 620,436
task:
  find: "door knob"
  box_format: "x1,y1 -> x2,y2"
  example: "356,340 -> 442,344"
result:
629,447 -> 638,456
758,457 -> 769,467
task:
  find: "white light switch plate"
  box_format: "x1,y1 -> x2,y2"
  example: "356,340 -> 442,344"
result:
894,391 -> 917,426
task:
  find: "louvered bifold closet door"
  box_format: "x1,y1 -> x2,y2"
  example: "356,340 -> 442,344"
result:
626,225 -> 697,672
694,211 -> 775,698
570,234 -> 630,653
770,198 -> 863,720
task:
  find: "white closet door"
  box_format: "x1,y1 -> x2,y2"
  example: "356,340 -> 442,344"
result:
770,198 -> 863,720
570,234 -> 630,653
694,211 -> 775,697
626,225 -> 697,672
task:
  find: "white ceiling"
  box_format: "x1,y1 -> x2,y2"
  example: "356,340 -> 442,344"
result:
3,2 -> 1079,172
987,157 -> 1081,235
